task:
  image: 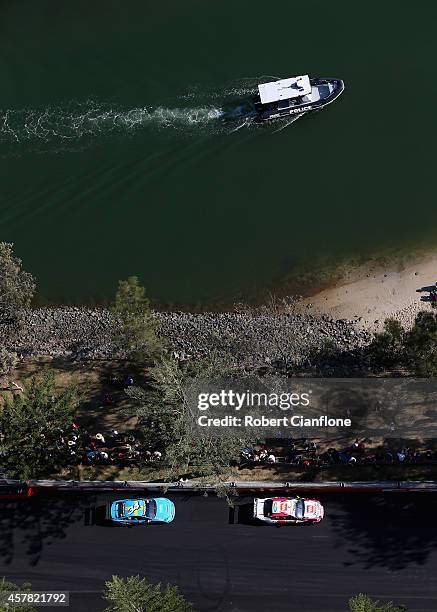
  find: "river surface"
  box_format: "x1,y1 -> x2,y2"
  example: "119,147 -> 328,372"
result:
1,1 -> 436,304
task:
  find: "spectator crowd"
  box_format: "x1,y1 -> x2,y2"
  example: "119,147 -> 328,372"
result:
240,438 -> 437,468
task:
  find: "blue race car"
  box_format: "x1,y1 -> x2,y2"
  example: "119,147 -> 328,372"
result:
108,498 -> 175,525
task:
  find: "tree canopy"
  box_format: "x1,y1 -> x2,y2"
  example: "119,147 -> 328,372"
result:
349,593 -> 407,612
0,242 -> 35,326
103,575 -> 193,612
369,311 -> 437,376
0,577 -> 35,612
404,311 -> 437,376
111,276 -> 161,363
0,370 -> 79,479
125,356 -> 251,478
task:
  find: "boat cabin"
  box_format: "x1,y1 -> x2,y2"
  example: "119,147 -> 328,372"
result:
258,75 -> 311,106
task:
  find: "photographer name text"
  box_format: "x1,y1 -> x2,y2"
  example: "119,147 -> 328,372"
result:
197,415 -> 352,428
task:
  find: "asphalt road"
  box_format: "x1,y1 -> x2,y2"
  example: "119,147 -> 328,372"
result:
0,492 -> 436,611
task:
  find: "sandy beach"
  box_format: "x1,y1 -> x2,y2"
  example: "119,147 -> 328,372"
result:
303,252 -> 437,331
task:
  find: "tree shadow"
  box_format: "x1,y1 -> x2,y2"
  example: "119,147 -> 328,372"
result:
330,493 -> 437,570
0,493 -> 93,566
291,344 -> 374,377
39,358 -> 139,431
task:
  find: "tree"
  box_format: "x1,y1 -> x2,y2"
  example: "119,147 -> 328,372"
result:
368,311 -> 437,376
368,319 -> 405,370
111,276 -> 161,363
103,575 -> 193,612
0,577 -> 36,612
404,311 -> 437,376
0,370 -> 79,479
0,243 -> 35,326
125,357 -> 185,455
349,593 -> 407,612
125,356 -> 251,478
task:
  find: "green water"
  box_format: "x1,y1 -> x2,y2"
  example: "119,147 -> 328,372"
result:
1,1 -> 436,305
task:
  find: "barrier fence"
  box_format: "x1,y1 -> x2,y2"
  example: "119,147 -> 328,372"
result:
0,479 -> 436,494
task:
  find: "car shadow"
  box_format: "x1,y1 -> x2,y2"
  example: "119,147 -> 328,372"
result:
84,504 -> 114,527
229,502 -> 266,526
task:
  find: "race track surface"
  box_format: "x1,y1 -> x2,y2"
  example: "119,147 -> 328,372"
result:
0,492 -> 436,611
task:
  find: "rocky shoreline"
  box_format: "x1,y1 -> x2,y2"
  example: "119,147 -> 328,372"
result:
1,307 -> 372,366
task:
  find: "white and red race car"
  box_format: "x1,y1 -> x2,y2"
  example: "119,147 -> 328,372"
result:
253,496 -> 324,525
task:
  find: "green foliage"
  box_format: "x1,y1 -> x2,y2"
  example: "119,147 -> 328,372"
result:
125,356 -> 251,477
0,370 -> 79,478
103,575 -> 193,612
0,577 -> 35,612
111,276 -> 161,363
369,311 -> 437,376
0,242 -> 35,326
404,311 -> 437,376
368,318 -> 405,370
125,357 -> 185,455
349,593 -> 407,612
215,482 -> 239,507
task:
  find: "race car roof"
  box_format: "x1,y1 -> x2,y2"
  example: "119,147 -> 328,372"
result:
271,499 -> 294,517
121,499 -> 146,517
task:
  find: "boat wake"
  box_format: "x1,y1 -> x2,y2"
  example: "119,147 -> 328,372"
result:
0,100 -> 224,152
0,78 -> 304,155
